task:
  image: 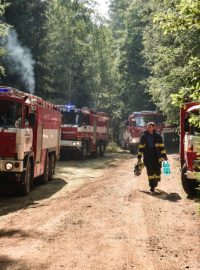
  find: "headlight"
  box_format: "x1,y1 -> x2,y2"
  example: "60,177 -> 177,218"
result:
5,162 -> 13,171
72,142 -> 81,146
131,138 -> 139,143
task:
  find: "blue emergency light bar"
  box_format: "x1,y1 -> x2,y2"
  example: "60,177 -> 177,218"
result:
0,87 -> 11,93
65,105 -> 76,112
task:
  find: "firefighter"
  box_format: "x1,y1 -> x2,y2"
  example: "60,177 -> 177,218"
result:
137,122 -> 168,193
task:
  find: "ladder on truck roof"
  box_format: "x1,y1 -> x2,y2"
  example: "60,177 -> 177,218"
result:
0,86 -> 57,110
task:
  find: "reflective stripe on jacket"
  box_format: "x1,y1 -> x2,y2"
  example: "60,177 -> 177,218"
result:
137,131 -> 167,162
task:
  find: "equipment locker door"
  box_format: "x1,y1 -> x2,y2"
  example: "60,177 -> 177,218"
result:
93,117 -> 97,144
36,124 -> 43,163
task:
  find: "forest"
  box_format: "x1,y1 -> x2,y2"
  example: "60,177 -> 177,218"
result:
0,0 -> 200,133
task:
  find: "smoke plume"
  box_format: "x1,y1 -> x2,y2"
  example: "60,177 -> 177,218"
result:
7,29 -> 35,93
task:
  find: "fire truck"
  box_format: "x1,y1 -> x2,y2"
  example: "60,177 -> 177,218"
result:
180,101 -> 200,196
57,105 -> 109,159
0,86 -> 61,195
119,111 -> 178,154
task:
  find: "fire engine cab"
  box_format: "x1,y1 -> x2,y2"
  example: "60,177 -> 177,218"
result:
0,86 -> 61,195
57,105 -> 109,159
119,111 -> 178,154
180,102 -> 200,196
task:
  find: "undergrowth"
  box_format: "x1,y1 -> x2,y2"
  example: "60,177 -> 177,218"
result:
106,141 -> 121,153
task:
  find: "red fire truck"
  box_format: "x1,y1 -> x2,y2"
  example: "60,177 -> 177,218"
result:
0,86 -> 61,195
119,111 -> 178,154
57,105 -> 109,159
180,101 -> 200,196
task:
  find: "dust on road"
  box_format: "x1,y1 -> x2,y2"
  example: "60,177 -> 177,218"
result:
0,152 -> 199,270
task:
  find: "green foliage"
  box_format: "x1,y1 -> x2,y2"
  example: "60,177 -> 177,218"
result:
0,2 -> 9,76
2,0 -> 124,132
109,0 -> 155,121
40,0 -> 91,103
142,0 -> 200,125
154,0 -> 200,32
87,24 -> 123,116
2,0 -> 47,91
2,0 -> 200,136
106,141 -> 120,153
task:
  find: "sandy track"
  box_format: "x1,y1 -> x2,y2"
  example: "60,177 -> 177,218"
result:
0,153 -> 199,270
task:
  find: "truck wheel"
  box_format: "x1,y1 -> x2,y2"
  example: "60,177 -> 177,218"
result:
95,143 -> 101,158
130,147 -> 134,154
130,145 -> 137,155
20,160 -> 32,196
121,141 -> 126,150
99,142 -> 105,157
48,153 -> 55,181
181,163 -> 197,197
78,142 -> 86,160
91,143 -> 100,158
41,154 -> 50,184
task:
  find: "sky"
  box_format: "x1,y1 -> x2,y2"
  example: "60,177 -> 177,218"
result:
95,0 -> 109,17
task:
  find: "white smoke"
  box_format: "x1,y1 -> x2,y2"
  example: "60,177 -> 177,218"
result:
7,29 -> 35,93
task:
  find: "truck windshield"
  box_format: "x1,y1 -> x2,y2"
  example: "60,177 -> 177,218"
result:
0,100 -> 22,128
61,111 -> 80,125
134,115 -> 164,127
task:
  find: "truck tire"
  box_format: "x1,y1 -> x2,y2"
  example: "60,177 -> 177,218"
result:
41,154 -> 50,184
20,160 -> 32,196
91,143 -> 100,158
99,142 -> 105,157
96,143 -> 101,158
78,142 -> 86,160
130,145 -> 137,155
181,163 -> 197,197
48,153 -> 55,181
121,141 -> 127,150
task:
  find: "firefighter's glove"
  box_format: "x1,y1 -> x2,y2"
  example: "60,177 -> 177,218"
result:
134,162 -> 143,176
137,158 -> 142,165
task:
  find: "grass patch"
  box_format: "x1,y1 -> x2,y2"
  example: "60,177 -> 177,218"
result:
106,141 -> 121,153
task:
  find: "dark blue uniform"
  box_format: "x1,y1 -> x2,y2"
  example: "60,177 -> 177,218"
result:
137,130 -> 167,190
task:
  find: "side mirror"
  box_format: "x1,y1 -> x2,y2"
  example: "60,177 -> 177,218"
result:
131,119 -> 136,127
82,122 -> 87,128
184,117 -> 189,132
29,113 -> 36,127
125,120 -> 129,126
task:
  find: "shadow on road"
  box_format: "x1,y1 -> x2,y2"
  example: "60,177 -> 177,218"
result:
139,189 -> 182,202
0,178 -> 67,217
56,152 -> 133,174
0,256 -> 18,270
0,152 -> 131,217
59,151 -> 132,162
0,229 -> 30,238
0,255 -> 39,270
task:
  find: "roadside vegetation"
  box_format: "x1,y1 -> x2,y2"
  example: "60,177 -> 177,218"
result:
0,0 -> 199,126
106,141 -> 120,153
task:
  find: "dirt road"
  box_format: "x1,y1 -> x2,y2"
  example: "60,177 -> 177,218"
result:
0,152 -> 199,270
